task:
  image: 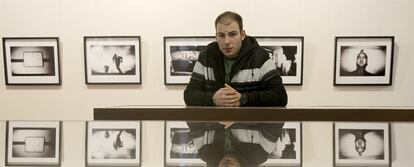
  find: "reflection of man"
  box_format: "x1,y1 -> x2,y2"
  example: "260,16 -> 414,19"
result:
112,54 -> 123,74
354,131 -> 367,156
113,130 -> 124,150
349,50 -> 373,76
187,122 -> 284,167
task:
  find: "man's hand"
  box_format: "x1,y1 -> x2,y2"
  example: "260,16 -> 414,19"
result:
212,84 -> 241,107
219,121 -> 235,129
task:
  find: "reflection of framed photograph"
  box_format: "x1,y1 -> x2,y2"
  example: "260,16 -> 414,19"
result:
334,122 -> 391,167
334,36 -> 395,85
84,36 -> 141,84
164,36 -> 215,85
256,36 -> 304,85
2,37 -> 61,85
164,121 -> 206,167
261,122 -> 302,167
86,121 -> 141,167
6,121 -> 61,166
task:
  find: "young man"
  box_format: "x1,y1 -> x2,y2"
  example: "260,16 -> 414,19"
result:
183,11 -> 288,107
184,11 -> 287,167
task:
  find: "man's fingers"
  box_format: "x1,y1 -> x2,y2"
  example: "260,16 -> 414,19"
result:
224,83 -> 237,92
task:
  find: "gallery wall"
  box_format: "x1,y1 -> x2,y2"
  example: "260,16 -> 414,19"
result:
0,0 -> 414,167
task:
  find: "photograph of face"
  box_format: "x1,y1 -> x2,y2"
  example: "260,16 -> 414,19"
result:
262,45 -> 298,76
339,46 -> 386,77
170,45 -> 206,76
11,128 -> 56,158
10,46 -> 55,76
88,45 -> 136,75
169,128 -> 199,159
90,129 -> 137,159
338,129 -> 384,160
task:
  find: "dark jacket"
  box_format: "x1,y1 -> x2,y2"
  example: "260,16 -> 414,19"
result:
187,122 -> 284,167
184,36 -> 288,106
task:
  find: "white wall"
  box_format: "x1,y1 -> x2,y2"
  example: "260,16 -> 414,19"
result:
0,0 -> 413,166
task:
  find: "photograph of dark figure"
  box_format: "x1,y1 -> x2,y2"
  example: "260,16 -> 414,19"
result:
338,129 -> 384,160
88,45 -> 136,75
262,45 -> 297,76
186,122 -> 284,167
340,46 -> 386,77
91,129 -> 136,159
170,45 -> 206,76
112,53 -> 123,74
10,46 -> 56,76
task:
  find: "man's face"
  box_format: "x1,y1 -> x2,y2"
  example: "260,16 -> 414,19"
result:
216,20 -> 246,59
218,154 -> 241,167
356,53 -> 367,66
355,138 -> 366,156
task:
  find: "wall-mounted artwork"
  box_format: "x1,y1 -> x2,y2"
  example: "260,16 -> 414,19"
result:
5,121 -> 61,166
334,36 -> 394,85
256,36 -> 304,85
164,121 -> 206,166
164,36 -> 215,85
84,36 -> 141,84
86,121 -> 141,167
2,37 -> 61,85
261,122 -> 302,167
334,122 -> 391,167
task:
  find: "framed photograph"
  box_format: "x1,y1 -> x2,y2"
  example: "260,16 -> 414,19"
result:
256,36 -> 304,85
2,37 -> 61,85
86,121 -> 141,167
261,122 -> 302,167
164,121 -> 206,166
334,36 -> 395,85
334,122 -> 391,167
5,121 -> 61,166
164,36 -> 215,85
84,36 -> 141,84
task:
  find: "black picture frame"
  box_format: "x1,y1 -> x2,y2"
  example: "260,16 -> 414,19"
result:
163,36 -> 215,85
85,121 -> 142,167
5,121 -> 61,166
256,36 -> 304,85
334,36 -> 395,85
261,122 -> 303,167
333,122 -> 391,167
164,121 -> 206,167
83,36 -> 142,84
2,37 -> 61,85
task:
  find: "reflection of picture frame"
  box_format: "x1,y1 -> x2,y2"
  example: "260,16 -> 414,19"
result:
2,37 -> 61,85
256,36 -> 304,85
86,121 -> 141,167
164,121 -> 206,167
6,121 -> 61,166
261,122 -> 302,167
334,122 -> 391,167
334,36 -> 394,85
84,36 -> 142,84
164,36 -> 215,85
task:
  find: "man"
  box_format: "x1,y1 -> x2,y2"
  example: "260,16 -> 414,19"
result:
184,11 -> 287,167
349,49 -> 374,76
112,53 -> 123,74
184,11 -> 288,107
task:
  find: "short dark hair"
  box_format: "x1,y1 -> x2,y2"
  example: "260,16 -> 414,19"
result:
215,11 -> 243,31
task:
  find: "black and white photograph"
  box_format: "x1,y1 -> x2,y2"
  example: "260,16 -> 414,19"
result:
84,36 -> 141,84
164,36 -> 215,85
6,121 -> 61,166
2,37 -> 61,85
334,122 -> 390,167
164,121 -> 206,166
261,122 -> 302,167
334,36 -> 394,85
256,36 -> 304,85
86,121 -> 141,167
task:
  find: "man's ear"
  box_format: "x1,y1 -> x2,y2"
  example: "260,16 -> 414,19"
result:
241,30 -> 246,40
